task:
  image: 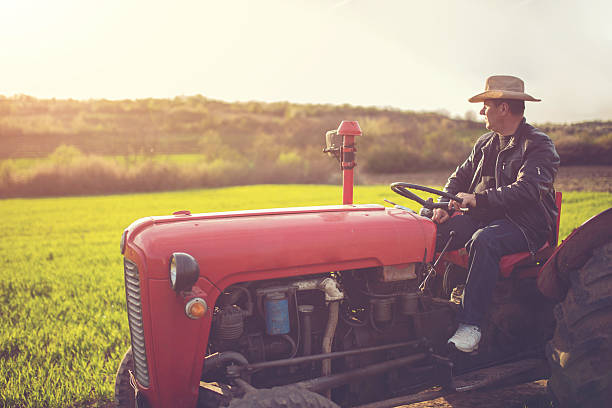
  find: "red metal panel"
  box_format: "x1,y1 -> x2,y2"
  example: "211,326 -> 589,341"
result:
146,279 -> 218,408
128,205 -> 436,288
124,247 -> 221,408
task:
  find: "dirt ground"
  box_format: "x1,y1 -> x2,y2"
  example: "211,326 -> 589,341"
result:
361,165 -> 612,192
399,380 -> 549,408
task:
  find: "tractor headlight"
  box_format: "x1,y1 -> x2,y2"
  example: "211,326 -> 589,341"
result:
169,253 -> 200,292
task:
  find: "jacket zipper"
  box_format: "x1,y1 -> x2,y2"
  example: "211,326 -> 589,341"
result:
496,135 -> 536,256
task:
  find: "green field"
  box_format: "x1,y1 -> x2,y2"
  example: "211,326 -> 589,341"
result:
1,185 -> 610,407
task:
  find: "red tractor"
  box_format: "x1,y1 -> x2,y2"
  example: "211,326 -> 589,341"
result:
115,121 -> 612,408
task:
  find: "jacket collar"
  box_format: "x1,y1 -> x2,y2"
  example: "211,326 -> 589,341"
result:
482,117 -> 527,152
503,117 -> 527,149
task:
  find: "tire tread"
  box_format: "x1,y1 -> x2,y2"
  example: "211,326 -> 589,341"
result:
228,385 -> 339,408
547,241 -> 612,408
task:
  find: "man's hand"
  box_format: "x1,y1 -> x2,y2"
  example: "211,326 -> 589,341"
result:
434,192 -> 477,224
432,208 -> 450,224
449,192 -> 476,210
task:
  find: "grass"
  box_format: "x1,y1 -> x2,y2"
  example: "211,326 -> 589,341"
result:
0,185 -> 610,407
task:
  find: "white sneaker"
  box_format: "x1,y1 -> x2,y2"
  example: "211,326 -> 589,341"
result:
448,323 -> 481,353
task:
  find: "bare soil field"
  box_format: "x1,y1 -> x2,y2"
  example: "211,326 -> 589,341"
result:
361,165 -> 612,192
401,380 -> 548,408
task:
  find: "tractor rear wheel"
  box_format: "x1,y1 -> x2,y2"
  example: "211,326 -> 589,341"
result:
228,385 -> 340,408
547,240 -> 612,407
114,347 -> 136,408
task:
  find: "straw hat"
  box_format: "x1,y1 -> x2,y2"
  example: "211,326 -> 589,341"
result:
469,75 -> 541,103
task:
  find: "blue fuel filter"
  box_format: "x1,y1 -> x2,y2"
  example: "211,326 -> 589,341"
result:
265,292 -> 290,335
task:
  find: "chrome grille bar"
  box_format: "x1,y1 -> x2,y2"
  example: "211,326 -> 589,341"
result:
124,259 -> 150,387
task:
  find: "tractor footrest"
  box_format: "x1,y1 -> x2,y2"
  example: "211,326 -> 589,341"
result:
354,358 -> 547,408
451,358 -> 547,392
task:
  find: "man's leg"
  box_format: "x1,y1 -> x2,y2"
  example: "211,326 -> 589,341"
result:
435,213 -> 481,253
454,219 -> 529,345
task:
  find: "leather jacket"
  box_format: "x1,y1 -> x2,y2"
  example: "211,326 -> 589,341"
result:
443,118 -> 560,254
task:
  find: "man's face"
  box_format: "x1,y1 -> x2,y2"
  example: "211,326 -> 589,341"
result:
480,100 -> 503,132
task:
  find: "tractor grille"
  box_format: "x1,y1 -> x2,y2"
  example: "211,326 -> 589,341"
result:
124,259 -> 150,387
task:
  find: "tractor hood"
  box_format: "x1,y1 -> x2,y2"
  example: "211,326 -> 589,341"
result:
124,205 -> 436,290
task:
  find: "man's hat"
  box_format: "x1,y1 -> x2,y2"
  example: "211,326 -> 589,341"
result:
469,75 -> 541,103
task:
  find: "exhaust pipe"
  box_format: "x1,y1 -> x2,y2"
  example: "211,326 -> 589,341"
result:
337,121 -> 362,205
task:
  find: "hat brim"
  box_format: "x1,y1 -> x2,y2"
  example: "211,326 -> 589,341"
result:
468,90 -> 541,103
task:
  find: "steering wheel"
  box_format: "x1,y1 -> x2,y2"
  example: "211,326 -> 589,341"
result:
390,182 -> 462,210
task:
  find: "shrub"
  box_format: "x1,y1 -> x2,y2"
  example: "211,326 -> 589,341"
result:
555,138 -> 612,166
46,145 -> 84,167
364,145 -> 427,173
0,160 -> 16,191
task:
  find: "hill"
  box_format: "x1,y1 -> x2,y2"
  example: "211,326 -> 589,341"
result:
0,95 -> 610,197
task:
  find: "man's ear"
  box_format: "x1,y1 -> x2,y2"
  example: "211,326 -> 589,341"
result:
499,102 -> 509,115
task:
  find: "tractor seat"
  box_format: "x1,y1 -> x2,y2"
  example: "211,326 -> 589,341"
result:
441,192 -> 562,279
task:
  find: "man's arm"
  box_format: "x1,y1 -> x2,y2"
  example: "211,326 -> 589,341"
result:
444,156 -> 474,198
433,138 -> 483,223
443,133 -> 490,198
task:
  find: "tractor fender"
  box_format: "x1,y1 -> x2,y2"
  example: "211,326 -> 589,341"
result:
537,207 -> 612,301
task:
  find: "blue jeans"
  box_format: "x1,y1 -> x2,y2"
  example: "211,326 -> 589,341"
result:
435,214 -> 530,326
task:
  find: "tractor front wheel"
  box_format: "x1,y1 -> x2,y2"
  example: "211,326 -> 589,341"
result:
114,347 -> 136,408
228,385 -> 340,408
547,240 -> 612,407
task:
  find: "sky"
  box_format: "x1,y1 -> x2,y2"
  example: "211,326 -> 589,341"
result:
1,0 -> 611,123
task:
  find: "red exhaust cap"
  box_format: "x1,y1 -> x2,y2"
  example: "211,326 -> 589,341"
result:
337,121 -> 362,136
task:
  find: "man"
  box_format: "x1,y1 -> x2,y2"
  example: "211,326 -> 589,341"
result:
434,75 -> 560,353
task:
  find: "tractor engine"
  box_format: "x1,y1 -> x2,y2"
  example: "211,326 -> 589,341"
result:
205,267 -> 454,406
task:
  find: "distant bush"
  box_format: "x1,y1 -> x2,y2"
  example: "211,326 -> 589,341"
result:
0,160 -> 16,191
541,122 -> 612,165
553,136 -> 612,166
48,144 -> 84,164
0,146 -> 337,198
365,146 -> 427,173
